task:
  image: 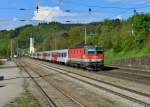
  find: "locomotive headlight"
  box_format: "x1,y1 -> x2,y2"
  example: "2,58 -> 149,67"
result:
82,55 -> 86,59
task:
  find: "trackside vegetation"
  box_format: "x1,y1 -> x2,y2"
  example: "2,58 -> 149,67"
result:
0,13 -> 150,63
4,90 -> 41,107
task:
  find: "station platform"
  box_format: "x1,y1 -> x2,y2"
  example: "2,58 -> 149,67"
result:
0,61 -> 24,107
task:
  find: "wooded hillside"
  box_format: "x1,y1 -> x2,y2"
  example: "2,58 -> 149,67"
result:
0,13 -> 150,61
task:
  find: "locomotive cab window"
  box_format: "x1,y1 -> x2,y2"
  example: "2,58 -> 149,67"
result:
86,46 -> 103,54
87,48 -> 96,54
96,47 -> 103,54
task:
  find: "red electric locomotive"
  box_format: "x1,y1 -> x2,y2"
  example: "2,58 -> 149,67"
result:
68,45 -> 104,70
31,45 -> 104,71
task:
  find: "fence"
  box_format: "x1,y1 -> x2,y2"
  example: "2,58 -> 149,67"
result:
112,56 -> 150,69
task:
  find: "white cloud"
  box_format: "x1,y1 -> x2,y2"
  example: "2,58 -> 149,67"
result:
0,18 -> 31,30
116,15 -> 123,20
32,6 -> 74,22
12,18 -> 18,21
136,0 -> 150,5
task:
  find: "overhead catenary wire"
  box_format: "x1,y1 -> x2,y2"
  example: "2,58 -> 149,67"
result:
108,0 -> 150,19
1,0 -> 150,23
0,8 -> 34,11
0,0 -> 149,11
50,0 -> 150,23
57,0 -> 64,6
62,0 -> 150,10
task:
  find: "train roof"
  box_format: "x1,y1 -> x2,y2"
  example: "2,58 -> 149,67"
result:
69,44 -> 103,49
35,49 -> 68,53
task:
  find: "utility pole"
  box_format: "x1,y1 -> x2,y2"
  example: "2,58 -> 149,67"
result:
132,9 -> 137,36
54,37 -> 57,50
53,22 -> 57,50
16,39 -> 19,57
84,8 -> 92,45
84,26 -> 87,45
10,39 -> 13,59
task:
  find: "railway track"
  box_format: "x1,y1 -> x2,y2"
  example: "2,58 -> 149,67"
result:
30,58 -> 150,85
32,58 -> 150,85
18,60 -> 84,107
26,58 -> 150,107
97,69 -> 150,85
105,64 -> 150,77
98,64 -> 150,85
17,61 -> 57,107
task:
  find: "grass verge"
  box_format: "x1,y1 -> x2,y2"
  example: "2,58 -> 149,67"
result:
105,49 -> 150,64
4,79 -> 41,107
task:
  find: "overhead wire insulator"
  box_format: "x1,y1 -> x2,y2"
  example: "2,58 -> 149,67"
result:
19,20 -> 26,22
19,8 -> 25,10
66,20 -> 71,22
36,5 -> 39,13
134,9 -> 137,15
89,8 -> 92,15
65,10 -> 70,13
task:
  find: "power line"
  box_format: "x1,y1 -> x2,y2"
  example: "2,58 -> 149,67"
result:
62,0 -> 150,10
102,0 -> 150,21
0,8 -> 34,11
57,0 -> 64,6
0,0 -> 150,24
65,1 -> 134,10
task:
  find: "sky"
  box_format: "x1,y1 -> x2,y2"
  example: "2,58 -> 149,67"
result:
0,0 -> 150,30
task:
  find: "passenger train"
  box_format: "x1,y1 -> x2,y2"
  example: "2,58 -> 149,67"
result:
31,45 -> 104,71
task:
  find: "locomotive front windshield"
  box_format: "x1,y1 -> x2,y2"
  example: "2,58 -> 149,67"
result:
86,46 -> 103,54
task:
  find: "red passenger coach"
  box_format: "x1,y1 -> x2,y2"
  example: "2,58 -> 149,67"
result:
68,45 -> 104,70
51,52 -> 58,62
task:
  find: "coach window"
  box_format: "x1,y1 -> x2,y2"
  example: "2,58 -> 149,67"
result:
64,53 -> 66,57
